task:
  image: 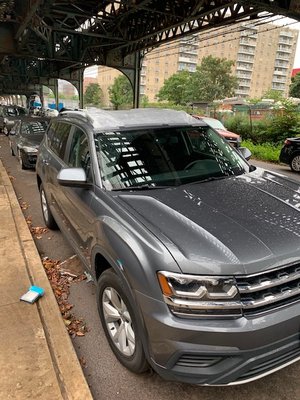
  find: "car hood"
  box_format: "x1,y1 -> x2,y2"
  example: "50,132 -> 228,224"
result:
116,168 -> 300,276
216,128 -> 240,140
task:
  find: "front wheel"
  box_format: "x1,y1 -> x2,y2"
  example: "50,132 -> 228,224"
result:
290,154 -> 300,172
97,269 -> 148,374
39,183 -> 58,229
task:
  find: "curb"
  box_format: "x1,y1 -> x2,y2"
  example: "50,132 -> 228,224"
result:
0,161 -> 93,400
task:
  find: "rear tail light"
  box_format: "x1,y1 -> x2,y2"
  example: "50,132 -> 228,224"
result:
284,139 -> 291,145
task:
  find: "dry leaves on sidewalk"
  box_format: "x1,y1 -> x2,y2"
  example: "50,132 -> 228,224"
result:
42,257 -> 88,338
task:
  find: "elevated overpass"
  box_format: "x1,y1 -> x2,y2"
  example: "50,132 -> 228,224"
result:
0,0 -> 299,106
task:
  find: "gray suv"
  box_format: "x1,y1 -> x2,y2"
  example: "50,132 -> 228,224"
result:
36,108 -> 300,385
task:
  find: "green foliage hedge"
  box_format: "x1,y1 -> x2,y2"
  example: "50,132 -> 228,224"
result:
242,140 -> 282,163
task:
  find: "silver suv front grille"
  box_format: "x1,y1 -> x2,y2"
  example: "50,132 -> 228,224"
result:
237,262 -> 300,315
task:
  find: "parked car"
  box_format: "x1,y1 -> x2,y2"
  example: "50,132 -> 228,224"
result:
36,108 -> 300,385
0,105 -> 28,134
279,137 -> 300,172
9,117 -> 49,169
192,115 -> 241,148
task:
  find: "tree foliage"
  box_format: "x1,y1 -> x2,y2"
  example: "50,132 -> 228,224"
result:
108,75 -> 133,109
157,71 -> 191,105
187,56 -> 238,102
84,83 -> 103,106
289,73 -> 300,98
262,89 -> 284,102
157,56 -> 238,104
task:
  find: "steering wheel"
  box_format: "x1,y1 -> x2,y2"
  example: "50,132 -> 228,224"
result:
184,160 -> 203,170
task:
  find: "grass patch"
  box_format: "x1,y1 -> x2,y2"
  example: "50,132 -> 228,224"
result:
242,140 -> 281,163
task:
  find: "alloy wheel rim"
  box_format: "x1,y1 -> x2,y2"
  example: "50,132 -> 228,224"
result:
41,190 -> 49,222
102,287 -> 135,356
292,156 -> 300,172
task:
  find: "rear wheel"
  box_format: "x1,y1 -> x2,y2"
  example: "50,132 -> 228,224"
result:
97,268 -> 148,374
290,154 -> 300,172
39,183 -> 58,229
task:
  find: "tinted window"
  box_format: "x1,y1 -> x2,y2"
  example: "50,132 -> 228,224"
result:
21,121 -> 48,136
48,122 -> 71,160
95,126 -> 249,190
68,128 -> 92,181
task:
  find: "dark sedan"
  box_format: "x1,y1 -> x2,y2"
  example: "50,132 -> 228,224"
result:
279,137 -> 300,172
9,118 -> 49,169
0,105 -> 28,134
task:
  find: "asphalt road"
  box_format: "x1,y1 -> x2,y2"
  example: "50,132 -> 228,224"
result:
1,134 -> 300,400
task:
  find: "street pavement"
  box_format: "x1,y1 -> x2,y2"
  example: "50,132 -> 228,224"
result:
0,159 -> 92,400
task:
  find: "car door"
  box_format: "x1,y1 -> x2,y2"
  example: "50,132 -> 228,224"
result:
56,126 -> 95,267
42,121 -> 72,222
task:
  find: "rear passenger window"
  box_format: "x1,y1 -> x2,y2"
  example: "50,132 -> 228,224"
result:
48,122 -> 71,160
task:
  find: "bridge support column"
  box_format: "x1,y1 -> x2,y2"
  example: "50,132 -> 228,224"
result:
119,51 -> 142,109
54,79 -> 59,110
79,69 -> 84,109
39,85 -> 44,109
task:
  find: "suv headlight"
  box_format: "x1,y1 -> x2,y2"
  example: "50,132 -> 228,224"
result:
157,271 -> 242,318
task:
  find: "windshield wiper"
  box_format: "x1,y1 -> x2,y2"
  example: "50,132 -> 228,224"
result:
112,183 -> 169,191
188,175 -> 229,185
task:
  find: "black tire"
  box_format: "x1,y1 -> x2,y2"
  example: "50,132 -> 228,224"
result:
97,268 -> 148,374
39,183 -> 58,229
290,154 -> 300,172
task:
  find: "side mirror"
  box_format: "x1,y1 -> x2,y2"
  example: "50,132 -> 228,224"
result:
238,146 -> 252,161
57,168 -> 92,188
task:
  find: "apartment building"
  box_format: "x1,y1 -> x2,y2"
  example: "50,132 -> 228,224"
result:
97,22 -> 298,106
198,22 -> 298,98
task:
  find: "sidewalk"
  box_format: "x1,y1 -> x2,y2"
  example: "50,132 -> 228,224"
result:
0,160 -> 93,400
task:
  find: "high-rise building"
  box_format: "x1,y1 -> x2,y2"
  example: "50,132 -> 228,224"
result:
97,22 -> 298,107
198,22 -> 298,98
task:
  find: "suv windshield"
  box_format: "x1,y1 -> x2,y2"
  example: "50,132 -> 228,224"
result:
95,126 -> 249,190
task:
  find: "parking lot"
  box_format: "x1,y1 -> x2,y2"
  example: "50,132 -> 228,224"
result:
1,132 -> 300,400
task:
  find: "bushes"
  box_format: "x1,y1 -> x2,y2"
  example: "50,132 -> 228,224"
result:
242,140 -> 282,163
224,110 -> 300,145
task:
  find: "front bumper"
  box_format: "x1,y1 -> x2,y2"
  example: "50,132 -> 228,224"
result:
136,291 -> 300,385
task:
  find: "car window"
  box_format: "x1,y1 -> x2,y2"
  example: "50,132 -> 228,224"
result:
95,126 -> 249,190
202,118 -> 225,130
21,121 -> 48,136
68,128 -> 92,182
48,122 -> 71,160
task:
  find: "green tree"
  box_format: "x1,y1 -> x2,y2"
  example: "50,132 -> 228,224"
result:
187,56 -> 238,102
262,89 -> 284,102
108,75 -> 133,109
289,73 -> 300,98
84,83 -> 103,106
157,71 -> 191,105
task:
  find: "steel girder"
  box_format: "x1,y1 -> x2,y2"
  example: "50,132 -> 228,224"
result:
0,0 -> 299,97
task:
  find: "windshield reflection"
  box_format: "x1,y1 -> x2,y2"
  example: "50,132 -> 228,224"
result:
95,126 -> 250,191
